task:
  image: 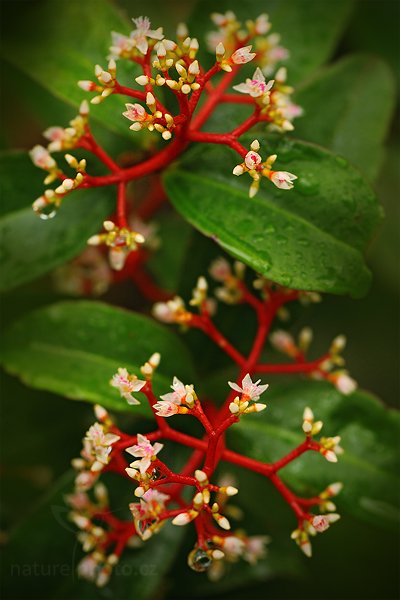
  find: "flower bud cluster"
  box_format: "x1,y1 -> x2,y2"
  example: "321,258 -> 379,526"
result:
87,220 -> 145,271
301,407 -> 344,463
291,511 -> 341,557
78,60 -> 117,104
233,139 -> 297,197
66,483 -> 121,587
71,405 -> 120,491
152,296 -> 193,325
208,257 -> 246,304
43,100 -> 90,151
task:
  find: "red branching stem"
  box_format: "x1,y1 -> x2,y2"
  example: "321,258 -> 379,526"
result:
220,93 -> 254,104
254,355 -> 329,374
271,438 -> 320,473
190,404 -> 214,436
131,268 -> 173,302
117,181 -> 128,227
190,66 -> 241,131
231,111 -> 259,137
79,133 -> 120,173
142,382 -> 171,433
190,314 -> 246,366
84,136 -> 187,186
269,473 -> 308,521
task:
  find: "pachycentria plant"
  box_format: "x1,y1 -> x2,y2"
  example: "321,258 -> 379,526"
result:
26,10 -> 363,588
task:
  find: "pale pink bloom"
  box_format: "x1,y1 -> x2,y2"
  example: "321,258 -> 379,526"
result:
153,399 -> 180,417
270,170 -> 297,190
244,150 -> 262,170
270,329 -> 296,353
254,14 -> 270,35
153,296 -> 186,323
233,68 -> 274,98
82,423 -> 120,470
43,126 -> 65,142
228,373 -> 269,401
244,535 -> 269,564
231,45 -> 256,65
123,103 -> 147,123
130,489 -> 169,539
222,535 -> 246,557
29,145 -> 56,170
209,257 -> 232,282
109,31 -> 135,59
205,30 -> 225,53
131,16 -> 164,55
335,373 -> 357,395
75,470 -> 98,492
211,10 -> 237,27
312,515 -> 330,532
110,367 -> 146,404
65,491 -> 91,511
126,434 -> 163,475
77,554 -> 98,581
160,376 -> 193,405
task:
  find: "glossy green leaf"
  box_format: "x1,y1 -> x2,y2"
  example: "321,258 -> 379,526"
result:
0,152 -> 114,292
1,471 -> 185,600
294,55 -> 396,181
1,0 -> 139,140
229,380 -> 400,529
0,301 -> 195,416
164,136 -> 382,297
188,0 -> 354,84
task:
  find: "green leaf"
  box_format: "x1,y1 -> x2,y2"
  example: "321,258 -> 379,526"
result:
1,0 -> 139,140
164,136 -> 382,297
294,55 -> 396,181
0,301 -> 195,416
0,151 -> 114,292
188,0 -> 354,84
229,380 -> 400,529
1,471 -> 185,600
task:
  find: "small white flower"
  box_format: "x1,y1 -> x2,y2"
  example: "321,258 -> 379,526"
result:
312,515 -> 330,532
209,257 -> 232,282
335,373 -> 357,395
233,68 -> 274,98
244,535 -> 270,564
231,45 -> 256,65
222,535 -> 246,557
29,145 -> 56,170
131,16 -> 164,55
126,434 -> 163,476
110,367 -> 146,404
153,400 -> 179,417
244,150 -> 262,170
269,171 -> 298,190
254,14 -> 270,35
123,103 -> 148,123
228,373 -> 269,401
160,376 -> 194,405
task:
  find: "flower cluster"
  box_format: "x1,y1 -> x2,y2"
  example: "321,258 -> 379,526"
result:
233,139 -> 297,197
71,405 -> 120,491
88,220 -> 145,271
67,359 -> 343,586
29,11 -> 299,270
270,329 -> 358,395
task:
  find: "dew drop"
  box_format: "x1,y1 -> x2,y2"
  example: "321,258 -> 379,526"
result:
38,204 -> 58,220
296,177 -> 319,196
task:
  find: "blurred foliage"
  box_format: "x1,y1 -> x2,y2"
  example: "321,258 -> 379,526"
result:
0,0 -> 399,599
